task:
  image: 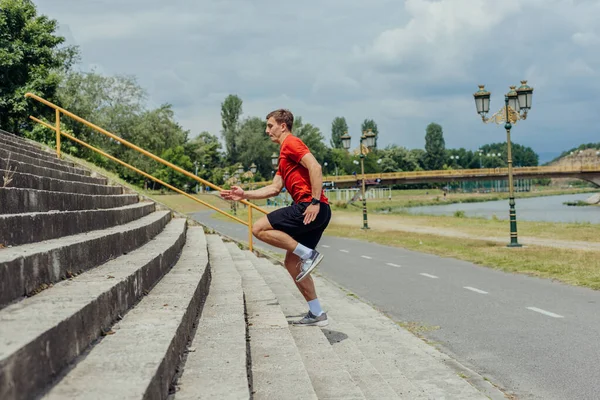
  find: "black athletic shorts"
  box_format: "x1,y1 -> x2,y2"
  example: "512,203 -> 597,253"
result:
267,202 -> 332,249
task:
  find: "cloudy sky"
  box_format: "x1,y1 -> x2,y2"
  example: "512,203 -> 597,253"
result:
35,0 -> 600,162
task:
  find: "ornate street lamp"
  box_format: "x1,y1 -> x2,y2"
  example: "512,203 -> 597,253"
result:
473,81 -> 534,247
271,152 -> 279,169
343,129 -> 375,229
236,163 -> 244,175
250,162 -> 257,174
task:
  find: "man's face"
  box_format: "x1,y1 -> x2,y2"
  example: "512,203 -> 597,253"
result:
266,117 -> 286,143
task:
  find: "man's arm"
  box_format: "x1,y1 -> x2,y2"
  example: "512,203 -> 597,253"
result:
299,153 -> 323,200
244,174 -> 284,200
220,175 -> 283,201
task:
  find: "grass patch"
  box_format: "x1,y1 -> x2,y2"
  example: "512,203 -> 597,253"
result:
396,321 -> 441,335
324,224 -> 600,290
331,211 -> 600,243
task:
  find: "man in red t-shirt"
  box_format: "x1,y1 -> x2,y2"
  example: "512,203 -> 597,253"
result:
220,109 -> 331,327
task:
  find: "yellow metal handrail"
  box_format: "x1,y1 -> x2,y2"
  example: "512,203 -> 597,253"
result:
25,93 -> 266,251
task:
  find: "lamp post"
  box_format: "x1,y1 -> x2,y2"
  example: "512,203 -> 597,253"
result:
474,81 -> 534,248
449,155 -> 460,168
341,130 -> 376,229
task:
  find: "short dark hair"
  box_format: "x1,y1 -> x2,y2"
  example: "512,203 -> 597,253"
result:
266,109 -> 294,132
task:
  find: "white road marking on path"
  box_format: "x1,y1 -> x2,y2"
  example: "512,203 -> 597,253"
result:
361,255 -> 372,259
322,245 -> 330,248
464,286 -> 488,294
420,273 -> 438,279
527,307 -> 564,318
340,250 -> 349,253
386,263 -> 401,268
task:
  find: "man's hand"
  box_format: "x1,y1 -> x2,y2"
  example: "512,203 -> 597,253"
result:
303,203 -> 320,225
220,186 -> 245,201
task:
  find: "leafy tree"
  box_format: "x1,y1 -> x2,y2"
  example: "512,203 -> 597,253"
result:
293,116 -> 328,163
154,146 -> 194,191
330,116 -> 348,148
185,131 -> 223,182
237,117 -> 277,179
424,123 -> 446,170
220,94 -> 243,163
0,0 -> 79,133
361,119 -> 379,149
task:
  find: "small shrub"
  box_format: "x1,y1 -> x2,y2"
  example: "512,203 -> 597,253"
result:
454,210 -> 466,218
334,201 -> 348,209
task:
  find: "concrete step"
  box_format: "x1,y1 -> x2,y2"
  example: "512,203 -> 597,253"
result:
43,226 -> 209,400
315,274 -> 488,399
0,210 -> 172,308
0,137 -> 76,168
0,187 -> 138,214
0,218 -> 187,400
224,242 -> 317,399
0,202 -> 155,246
0,130 -> 60,158
174,235 -> 249,400
258,259 -> 427,399
0,156 -> 106,185
230,244 -> 366,400
1,169 -> 122,195
0,147 -> 89,176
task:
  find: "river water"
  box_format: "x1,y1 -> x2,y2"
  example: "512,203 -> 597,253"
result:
405,192 -> 600,224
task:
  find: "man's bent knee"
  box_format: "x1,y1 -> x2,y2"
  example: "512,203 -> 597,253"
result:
252,217 -> 272,239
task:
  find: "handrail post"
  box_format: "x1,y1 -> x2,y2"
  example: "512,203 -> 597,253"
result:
248,206 -> 253,252
55,109 -> 61,158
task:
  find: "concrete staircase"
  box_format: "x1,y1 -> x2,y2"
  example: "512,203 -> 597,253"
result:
0,130 -> 495,399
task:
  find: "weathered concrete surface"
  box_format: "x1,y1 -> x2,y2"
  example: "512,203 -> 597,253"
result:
227,243 -> 317,400
257,258 -> 491,400
0,218 -> 187,400
0,169 -> 122,195
238,248 -> 366,400
0,130 -> 60,158
0,187 -> 138,214
0,210 -> 171,308
0,147 -> 88,176
44,226 -> 208,400
0,138 -> 76,168
0,157 -> 105,185
175,235 -> 249,400
0,202 -> 155,246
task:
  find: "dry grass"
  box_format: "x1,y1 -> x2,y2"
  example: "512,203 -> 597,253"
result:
2,152 -> 17,187
331,210 -> 600,243
324,224 -> 600,290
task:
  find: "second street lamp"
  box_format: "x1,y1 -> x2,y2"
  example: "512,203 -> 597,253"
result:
473,81 -> 534,248
342,129 -> 376,229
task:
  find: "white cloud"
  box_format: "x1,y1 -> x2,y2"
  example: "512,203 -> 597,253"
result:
32,0 -> 600,155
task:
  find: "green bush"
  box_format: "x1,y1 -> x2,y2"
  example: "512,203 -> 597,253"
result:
454,210 -> 466,218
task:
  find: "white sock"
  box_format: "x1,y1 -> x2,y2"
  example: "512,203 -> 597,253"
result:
308,299 -> 323,317
293,243 -> 313,260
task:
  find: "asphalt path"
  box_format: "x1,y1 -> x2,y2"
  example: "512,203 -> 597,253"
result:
191,210 -> 600,400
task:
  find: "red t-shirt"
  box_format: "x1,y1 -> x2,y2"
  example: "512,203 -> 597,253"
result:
276,135 -> 329,205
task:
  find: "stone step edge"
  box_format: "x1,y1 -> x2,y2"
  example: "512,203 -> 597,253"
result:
253,257 -> 429,399
0,138 -> 77,169
229,244 -> 368,400
0,218 -> 188,400
0,210 -> 171,308
43,226 -> 209,400
0,169 -> 122,195
0,202 -> 155,247
172,235 -> 250,400
224,240 -> 318,400
0,157 -> 106,185
0,146 -> 86,176
0,187 -> 138,214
